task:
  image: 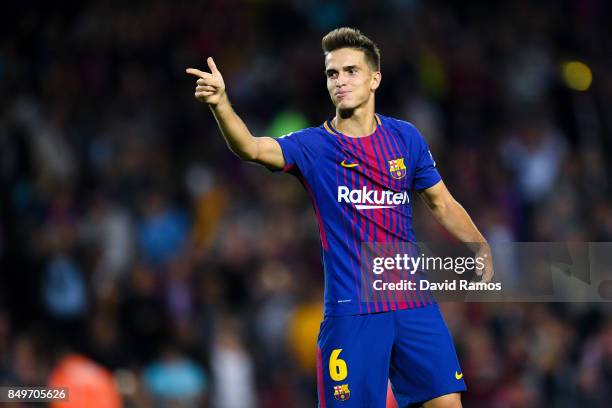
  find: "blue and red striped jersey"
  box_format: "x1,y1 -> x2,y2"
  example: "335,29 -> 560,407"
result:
276,114 -> 441,316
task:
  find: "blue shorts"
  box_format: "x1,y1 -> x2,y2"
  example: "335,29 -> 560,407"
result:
316,304 -> 466,407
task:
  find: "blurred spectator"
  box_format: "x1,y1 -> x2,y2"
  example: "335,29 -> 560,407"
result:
42,255 -> 88,320
142,345 -> 207,408
211,320 -> 257,408
500,115 -> 567,206
287,289 -> 323,375
119,263 -> 167,364
500,114 -> 568,238
137,191 -> 189,266
80,192 -> 135,299
578,320 -> 612,405
48,353 -> 122,408
11,333 -> 48,386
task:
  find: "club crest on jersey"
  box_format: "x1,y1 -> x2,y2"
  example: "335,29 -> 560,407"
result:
333,384 -> 351,401
389,158 -> 407,179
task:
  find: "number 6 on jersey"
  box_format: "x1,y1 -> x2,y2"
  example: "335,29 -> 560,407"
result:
329,348 -> 348,381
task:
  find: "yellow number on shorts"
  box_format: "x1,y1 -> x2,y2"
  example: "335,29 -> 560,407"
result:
329,348 -> 348,381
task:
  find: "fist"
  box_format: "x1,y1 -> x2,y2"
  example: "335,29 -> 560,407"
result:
186,57 -> 226,106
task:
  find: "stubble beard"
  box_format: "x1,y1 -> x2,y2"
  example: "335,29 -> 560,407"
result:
336,92 -> 371,119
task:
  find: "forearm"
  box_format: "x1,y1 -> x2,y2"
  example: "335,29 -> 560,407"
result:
187,60 -> 284,168
430,199 -> 486,243
209,95 -> 258,161
421,182 -> 493,279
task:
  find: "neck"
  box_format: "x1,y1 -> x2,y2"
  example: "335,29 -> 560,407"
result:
333,101 -> 376,137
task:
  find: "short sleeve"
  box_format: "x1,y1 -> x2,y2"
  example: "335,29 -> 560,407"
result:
274,128 -> 317,175
411,125 -> 442,191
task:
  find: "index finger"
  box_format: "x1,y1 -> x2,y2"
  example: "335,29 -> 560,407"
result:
207,57 -> 220,74
185,68 -> 212,79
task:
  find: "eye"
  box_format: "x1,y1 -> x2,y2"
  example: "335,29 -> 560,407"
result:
327,71 -> 338,79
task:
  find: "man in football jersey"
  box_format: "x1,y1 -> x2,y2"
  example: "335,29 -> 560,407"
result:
187,27 -> 493,408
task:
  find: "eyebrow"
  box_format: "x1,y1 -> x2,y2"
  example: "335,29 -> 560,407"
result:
325,65 -> 359,75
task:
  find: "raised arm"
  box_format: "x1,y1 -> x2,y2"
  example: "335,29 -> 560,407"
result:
419,180 -> 494,282
186,57 -> 285,170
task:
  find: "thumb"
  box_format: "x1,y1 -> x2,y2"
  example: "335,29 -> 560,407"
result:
207,57 -> 220,75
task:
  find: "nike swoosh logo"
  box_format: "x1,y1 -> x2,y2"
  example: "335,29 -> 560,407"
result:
455,371 -> 464,380
340,160 -> 359,168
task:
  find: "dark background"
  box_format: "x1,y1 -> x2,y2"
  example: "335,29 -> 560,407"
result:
0,0 -> 611,407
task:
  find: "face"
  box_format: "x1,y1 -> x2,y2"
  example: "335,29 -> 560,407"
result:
325,48 -> 381,110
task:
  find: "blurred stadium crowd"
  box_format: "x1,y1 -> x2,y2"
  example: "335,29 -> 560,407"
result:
1,0 -> 611,407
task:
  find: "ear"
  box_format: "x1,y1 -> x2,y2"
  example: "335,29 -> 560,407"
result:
371,71 -> 381,91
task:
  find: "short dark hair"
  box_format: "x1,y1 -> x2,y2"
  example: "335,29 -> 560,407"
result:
322,27 -> 381,71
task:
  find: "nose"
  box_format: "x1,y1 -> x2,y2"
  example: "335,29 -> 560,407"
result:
335,73 -> 347,88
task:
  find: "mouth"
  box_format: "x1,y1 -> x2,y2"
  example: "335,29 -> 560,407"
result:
335,90 -> 350,98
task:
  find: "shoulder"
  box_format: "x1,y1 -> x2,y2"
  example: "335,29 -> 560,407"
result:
278,126 -> 327,141
277,126 -> 332,155
276,126 -> 331,161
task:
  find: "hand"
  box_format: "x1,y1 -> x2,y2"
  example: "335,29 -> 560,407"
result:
475,243 -> 494,283
186,57 -> 226,107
